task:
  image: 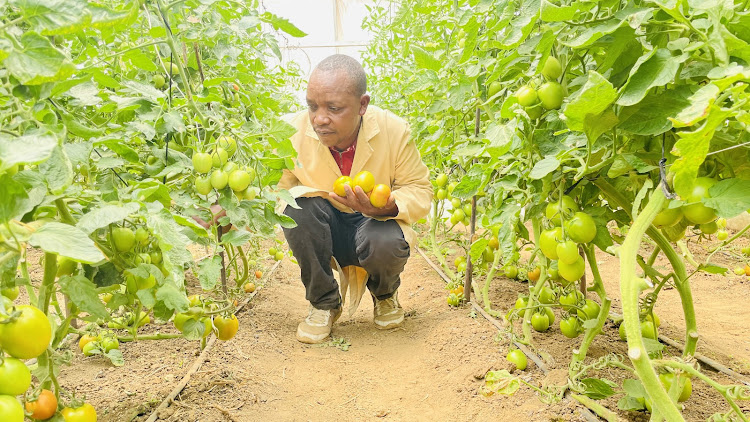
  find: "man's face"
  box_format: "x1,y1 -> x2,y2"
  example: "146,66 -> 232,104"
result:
306,69 -> 369,150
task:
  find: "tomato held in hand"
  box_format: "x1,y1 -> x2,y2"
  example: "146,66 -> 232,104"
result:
25,389 -> 58,420
506,349 -> 527,371
352,171 -> 375,194
369,184 -> 391,208
333,176 -> 353,197
61,402 -> 97,422
214,315 -> 239,341
0,305 -> 52,359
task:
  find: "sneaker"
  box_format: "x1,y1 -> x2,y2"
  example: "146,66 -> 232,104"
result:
296,305 -> 342,344
372,290 -> 404,330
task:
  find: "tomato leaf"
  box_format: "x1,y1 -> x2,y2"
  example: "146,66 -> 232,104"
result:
198,255 -> 222,290
220,229 -> 252,247
58,274 -> 109,319
563,71 -> 617,132
618,87 -> 692,135
105,349 -> 125,367
617,48 -> 684,106
481,370 -> 520,396
260,12 -> 307,38
410,46 -> 442,72
580,378 -> 616,400
12,0 -> 91,35
470,238 -> 490,265
29,222 -> 105,263
451,166 -> 484,199
155,283 -> 189,313
669,84 -> 720,128
39,145 -> 74,194
540,0 -> 595,22
0,175 -> 29,224
0,132 -> 58,170
698,264 -> 727,275
530,156 -> 559,180
704,179 -> 750,218
3,32 -> 75,85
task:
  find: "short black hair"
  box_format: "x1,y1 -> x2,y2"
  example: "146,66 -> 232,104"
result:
314,54 -> 367,97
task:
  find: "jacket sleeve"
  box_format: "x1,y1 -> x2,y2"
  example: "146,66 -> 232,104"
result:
389,124 -> 433,224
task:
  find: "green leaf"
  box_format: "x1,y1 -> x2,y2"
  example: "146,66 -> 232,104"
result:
260,12 -> 307,37
704,179 -> 750,218
540,0 -> 595,22
57,274 -> 108,319
530,156 -> 560,180
669,84 -> 720,128
155,283 -> 189,313
563,71 -> 617,132
96,139 -> 139,163
10,0 -> 91,35
484,122 -> 515,157
105,349 -> 125,367
76,203 -> 140,235
481,370 -> 520,396
220,229 -> 252,247
38,145 -> 73,194
698,264 -> 727,275
410,46 -> 442,72
470,238 -> 490,265
451,166 -> 484,199
584,109 -> 618,143
561,14 -> 627,48
88,2 -> 138,28
0,175 -> 29,223
28,222 -> 105,264
0,132 -> 58,171
618,87 -> 693,135
671,106 -> 731,199
617,49 -> 684,106
580,378 -> 616,400
4,32 -> 75,85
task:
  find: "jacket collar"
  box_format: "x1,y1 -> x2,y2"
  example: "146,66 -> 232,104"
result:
306,107 -> 381,176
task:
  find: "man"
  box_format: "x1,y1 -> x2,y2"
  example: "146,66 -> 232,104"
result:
279,54 -> 432,344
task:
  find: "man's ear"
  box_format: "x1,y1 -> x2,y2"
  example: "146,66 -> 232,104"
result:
359,95 -> 371,115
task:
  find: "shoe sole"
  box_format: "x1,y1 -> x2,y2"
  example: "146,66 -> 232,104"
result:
374,315 -> 404,330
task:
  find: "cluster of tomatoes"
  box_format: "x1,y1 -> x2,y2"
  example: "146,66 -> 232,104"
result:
332,170 -> 392,208
0,298 -> 96,421
514,56 -> 565,119
192,135 -> 260,201
654,177 -> 722,241
433,173 -> 475,227
171,294 -> 239,341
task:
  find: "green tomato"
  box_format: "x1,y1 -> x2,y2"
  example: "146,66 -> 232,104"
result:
538,286 -> 556,305
559,289 -> 583,312
195,175 -> 213,195
435,173 -> 449,188
541,56 -> 562,80
716,217 -> 727,229
539,227 -> 563,260
436,189 -> 447,200
515,85 -> 538,107
531,312 -> 550,332
446,293 -> 461,307
152,74 -> 166,89
545,196 -> 578,226
504,265 -> 519,279
112,227 -> 136,253
451,197 -> 462,209
544,306 -> 555,326
134,253 -> 151,265
514,296 -> 527,318
274,251 -> 284,261
641,320 -> 657,340
482,247 -> 494,262
82,341 -> 98,357
576,299 -> 600,320
210,170 -> 229,190
1,286 -> 19,301
682,177 -> 718,224
149,251 -> 162,265
566,212 -> 597,244
699,221 -> 718,235
0,357 -> 31,395
558,255 -> 585,282
659,372 -> 692,402
556,240 -> 579,265
228,170 -> 251,192
525,104 -> 543,120
135,227 -> 149,245
447,181 -> 458,194
217,135 -> 237,156
0,305 -> 52,359
56,256 -> 77,277
560,316 -> 581,338
487,81 -> 502,99
506,349 -> 527,370
653,204 -> 683,228
222,161 -> 239,174
0,395 -> 24,422
192,152 -> 213,174
716,230 -> 728,241
211,147 -> 229,168
537,81 -> 564,110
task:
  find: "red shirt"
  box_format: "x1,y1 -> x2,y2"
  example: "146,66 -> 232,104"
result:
329,141 -> 357,176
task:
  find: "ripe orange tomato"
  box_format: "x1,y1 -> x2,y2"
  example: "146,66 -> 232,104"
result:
25,389 -> 58,420
214,315 -> 239,341
369,184 -> 391,208
244,282 -> 256,293
527,267 -> 541,282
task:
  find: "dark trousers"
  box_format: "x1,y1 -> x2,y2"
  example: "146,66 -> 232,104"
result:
282,197 -> 410,310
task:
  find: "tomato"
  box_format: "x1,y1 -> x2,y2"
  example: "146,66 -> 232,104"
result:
531,312 -> 550,332
134,253 -> 151,265
559,289 -> 583,312
556,240 -> 579,265
462,203 -> 472,217
244,282 -> 256,293
435,188 -> 447,200
169,62 -> 180,75
487,81 -> 502,99
1,286 -> 19,301
548,267 -> 559,281
515,85 -> 538,107
699,221 -> 718,235
192,152 -> 213,174
136,274 -> 156,290
646,312 -> 661,328
450,198 -> 462,209
514,296 -> 528,317
194,175 -> 212,195
450,285 -> 464,296
56,257 -> 77,277
618,322 -> 627,341
560,316 -> 581,338
539,227 -> 563,260
274,251 -> 284,261
527,267 -> 541,282
211,147 -> 228,168
255,270 -> 263,279
488,236 -> 499,250
566,212 -> 596,244
210,169 -> 228,190
558,255 -> 584,282
641,320 -> 657,340
173,313 -> 191,331
541,56 -> 562,80
506,349 -> 527,370
659,372 -> 692,402
82,341 -> 98,357
537,81 -> 564,110
662,221 -> 687,242
217,135 -> 237,156
149,251 -> 162,265
134,227 -> 149,246
0,357 -> 31,395
544,306 -> 555,326
545,196 -> 578,225
435,173 -> 449,187
450,209 -> 465,225
228,170 -> 251,192
504,265 -> 518,279
112,227 -> 135,253
333,176 -> 353,197
526,104 -> 543,120
743,246 -> 750,256
240,186 -> 260,201
733,266 -> 745,275
268,247 -> 278,257
482,247 -> 494,262
78,334 -> 97,352
653,205 -> 683,228
352,171 -> 375,194
214,315 -> 239,341
576,299 -> 600,320
446,293 -> 461,307
370,184 -> 391,208
447,182 -> 458,194
682,177 -> 718,224
0,395 -> 24,422
716,217 -> 727,228
0,305 -> 52,359
61,402 -> 97,422
152,74 -> 166,89
538,286 -> 556,305
25,389 -> 58,420
745,264 -> 750,276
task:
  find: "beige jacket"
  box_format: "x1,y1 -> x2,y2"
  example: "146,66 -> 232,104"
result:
278,105 -> 433,248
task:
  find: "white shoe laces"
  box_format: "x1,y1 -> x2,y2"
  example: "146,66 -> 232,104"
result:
306,305 -> 332,326
375,294 -> 399,315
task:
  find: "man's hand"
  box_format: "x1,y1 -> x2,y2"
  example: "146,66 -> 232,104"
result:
329,184 -> 398,217
191,204 -> 231,234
